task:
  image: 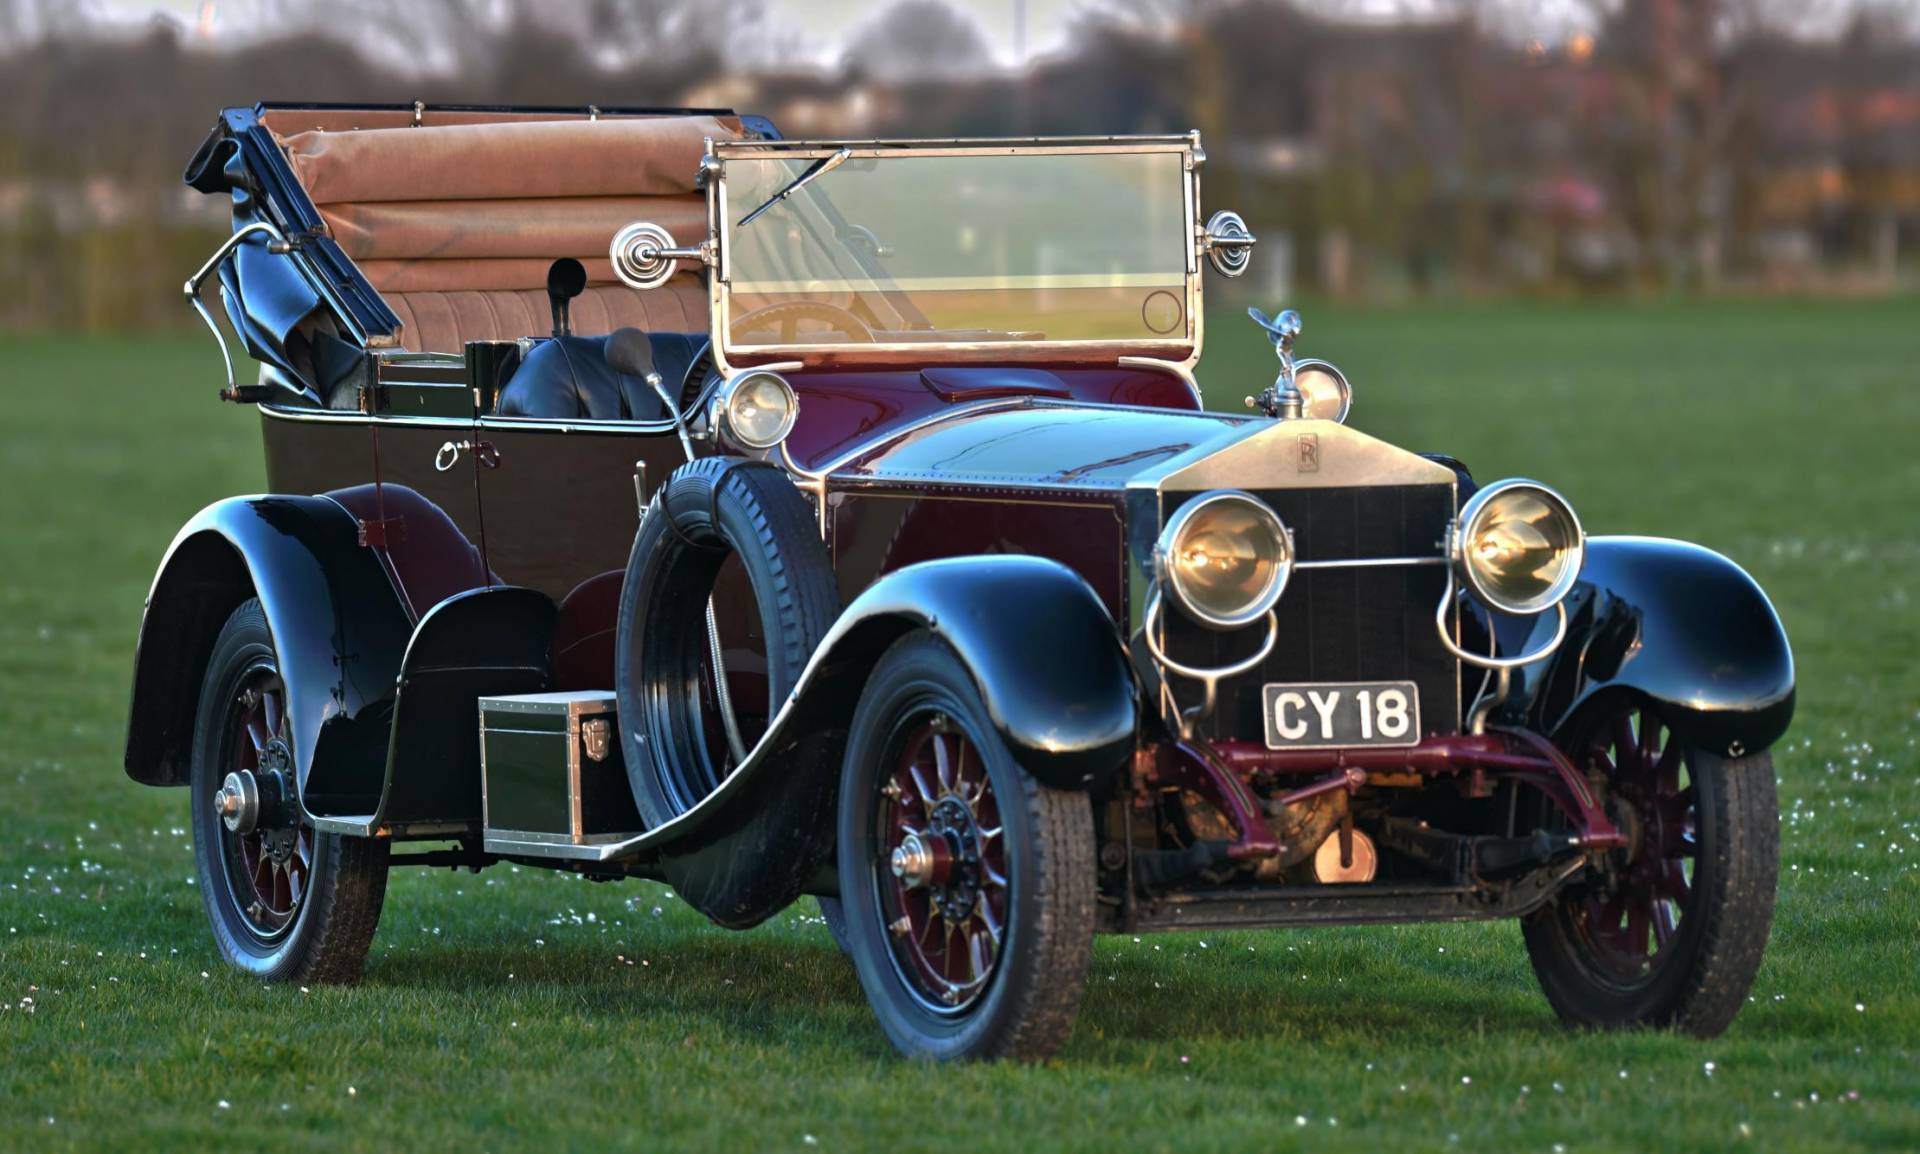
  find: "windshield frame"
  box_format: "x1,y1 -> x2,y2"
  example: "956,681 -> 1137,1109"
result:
706,135 -> 1204,371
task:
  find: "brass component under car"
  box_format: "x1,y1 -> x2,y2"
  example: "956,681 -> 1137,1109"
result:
1178,785 -> 1350,879
1313,827 -> 1378,884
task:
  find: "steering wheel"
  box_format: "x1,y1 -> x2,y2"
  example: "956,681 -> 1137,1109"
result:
731,300 -> 875,344
678,341 -> 720,414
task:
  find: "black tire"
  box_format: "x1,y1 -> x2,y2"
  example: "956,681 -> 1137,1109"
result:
1523,697 -> 1778,1036
618,457 -> 840,823
190,600 -> 389,982
838,632 -> 1095,1061
617,457 -> 843,926
817,895 -> 853,955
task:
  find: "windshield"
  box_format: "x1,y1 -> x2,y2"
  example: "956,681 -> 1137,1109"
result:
718,144 -> 1194,359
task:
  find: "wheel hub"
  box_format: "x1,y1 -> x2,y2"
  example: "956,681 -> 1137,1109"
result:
876,713 -> 1009,1012
219,669 -> 311,941
921,796 -> 986,922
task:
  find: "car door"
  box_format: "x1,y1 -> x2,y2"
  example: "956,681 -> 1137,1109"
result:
473,413 -> 686,688
355,364 -> 493,621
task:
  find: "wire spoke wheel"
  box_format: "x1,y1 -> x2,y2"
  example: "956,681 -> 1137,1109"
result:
190,600 -> 389,983
877,715 -> 1010,1012
219,666 -> 311,942
1572,703 -> 1696,981
838,632 -> 1095,1061
1522,694 -> 1778,1036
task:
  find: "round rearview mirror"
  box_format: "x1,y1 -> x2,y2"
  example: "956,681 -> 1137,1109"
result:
612,221 -> 687,291
1204,210 -> 1256,277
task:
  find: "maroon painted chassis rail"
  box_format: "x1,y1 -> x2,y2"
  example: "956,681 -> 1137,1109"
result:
1139,731 -> 1626,864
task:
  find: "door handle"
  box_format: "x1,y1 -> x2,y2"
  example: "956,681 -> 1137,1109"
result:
435,439 -> 499,472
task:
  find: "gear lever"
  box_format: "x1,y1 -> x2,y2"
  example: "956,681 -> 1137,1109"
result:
545,258 -> 587,338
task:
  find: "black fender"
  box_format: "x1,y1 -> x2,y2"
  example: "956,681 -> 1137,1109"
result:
803,554 -> 1140,791
350,585 -> 554,833
631,555 -> 1137,926
1500,536 -> 1795,757
124,495 -> 412,807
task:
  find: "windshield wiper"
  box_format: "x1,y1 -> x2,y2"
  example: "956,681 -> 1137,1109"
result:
736,148 -> 852,229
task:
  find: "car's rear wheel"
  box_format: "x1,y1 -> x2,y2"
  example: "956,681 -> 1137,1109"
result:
838,632 -> 1095,1061
190,600 -> 389,982
1523,697 -> 1778,1036
816,895 -> 853,955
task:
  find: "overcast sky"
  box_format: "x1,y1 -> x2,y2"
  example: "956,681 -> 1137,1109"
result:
59,0 -> 1615,65
46,0 -> 1889,66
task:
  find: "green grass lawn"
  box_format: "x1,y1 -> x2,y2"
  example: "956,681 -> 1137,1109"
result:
2,298 -> 1917,1151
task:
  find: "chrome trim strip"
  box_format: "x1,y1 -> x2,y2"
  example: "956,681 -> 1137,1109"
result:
261,404 -> 454,428
715,136 -> 1196,154
1295,555 -> 1447,570
260,403 -> 703,438
485,830 -> 637,851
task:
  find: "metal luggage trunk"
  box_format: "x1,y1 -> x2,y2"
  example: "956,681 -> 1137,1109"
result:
480,692 -> 641,847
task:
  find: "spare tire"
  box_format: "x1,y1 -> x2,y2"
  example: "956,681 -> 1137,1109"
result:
616,457 -> 843,925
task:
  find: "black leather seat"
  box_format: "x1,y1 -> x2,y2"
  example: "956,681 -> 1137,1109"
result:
495,331 -> 708,420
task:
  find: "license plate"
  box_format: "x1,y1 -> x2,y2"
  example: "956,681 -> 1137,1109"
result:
1261,680 -> 1422,750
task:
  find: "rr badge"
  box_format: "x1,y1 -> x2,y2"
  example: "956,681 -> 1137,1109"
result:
1296,432 -> 1320,473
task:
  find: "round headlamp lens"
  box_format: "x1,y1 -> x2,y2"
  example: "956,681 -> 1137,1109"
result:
1160,492 -> 1292,628
1457,481 -> 1584,614
1293,359 -> 1353,424
724,371 -> 798,450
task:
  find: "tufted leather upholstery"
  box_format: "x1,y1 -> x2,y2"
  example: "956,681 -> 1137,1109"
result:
496,331 -> 709,421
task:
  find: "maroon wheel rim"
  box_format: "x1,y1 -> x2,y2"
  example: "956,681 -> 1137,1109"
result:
875,714 -> 1009,1013
1570,702 -> 1697,982
221,665 -> 311,941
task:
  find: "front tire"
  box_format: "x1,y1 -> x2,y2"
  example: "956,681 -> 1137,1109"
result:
838,632 -> 1095,1061
189,600 -> 389,982
1523,697 -> 1778,1036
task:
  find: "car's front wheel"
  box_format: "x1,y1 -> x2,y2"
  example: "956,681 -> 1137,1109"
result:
837,632 -> 1095,1061
189,600 -> 390,982
1523,697 -> 1778,1036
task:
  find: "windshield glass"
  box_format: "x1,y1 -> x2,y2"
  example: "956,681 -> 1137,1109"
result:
719,146 -> 1193,356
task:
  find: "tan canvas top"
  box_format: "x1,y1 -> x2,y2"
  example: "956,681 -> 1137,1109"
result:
270,114 -> 732,349
280,116 -> 728,204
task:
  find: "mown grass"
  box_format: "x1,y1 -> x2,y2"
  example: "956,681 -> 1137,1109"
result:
2,298 -> 1917,1152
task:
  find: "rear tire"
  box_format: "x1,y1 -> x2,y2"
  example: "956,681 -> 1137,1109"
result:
838,632 -> 1095,1061
817,896 -> 853,955
190,600 -> 389,983
1523,698 -> 1778,1036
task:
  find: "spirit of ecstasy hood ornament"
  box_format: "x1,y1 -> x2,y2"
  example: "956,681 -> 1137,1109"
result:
1245,306 -> 1305,419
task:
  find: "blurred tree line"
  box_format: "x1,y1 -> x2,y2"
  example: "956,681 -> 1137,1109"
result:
1,0 -> 1915,330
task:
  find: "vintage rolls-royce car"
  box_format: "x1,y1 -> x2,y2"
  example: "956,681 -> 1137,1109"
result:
128,101 -> 1793,1061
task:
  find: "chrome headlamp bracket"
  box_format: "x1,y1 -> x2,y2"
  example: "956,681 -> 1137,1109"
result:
1434,570 -> 1571,735
1143,587 -> 1278,739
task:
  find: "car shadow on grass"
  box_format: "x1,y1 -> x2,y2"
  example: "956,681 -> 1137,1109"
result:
358,923 -> 1575,1060
363,931 -> 894,1055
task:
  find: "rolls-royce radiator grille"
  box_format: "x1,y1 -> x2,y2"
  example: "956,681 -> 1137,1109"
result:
1161,483 -> 1461,743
